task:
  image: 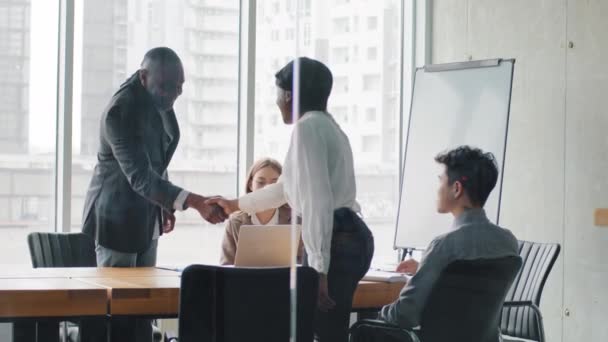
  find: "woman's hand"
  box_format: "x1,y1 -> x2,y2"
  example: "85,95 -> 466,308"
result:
317,273 -> 336,312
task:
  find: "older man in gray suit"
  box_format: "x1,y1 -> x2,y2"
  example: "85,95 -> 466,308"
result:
81,47 -> 225,341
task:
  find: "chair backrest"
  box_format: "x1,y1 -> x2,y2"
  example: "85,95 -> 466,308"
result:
500,241 -> 561,340
27,232 -> 97,268
179,265 -> 318,342
419,256 -> 522,342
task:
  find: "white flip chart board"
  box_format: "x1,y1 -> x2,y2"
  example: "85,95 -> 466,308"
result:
394,59 -> 514,250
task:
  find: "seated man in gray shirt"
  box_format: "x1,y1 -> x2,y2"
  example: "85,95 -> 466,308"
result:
380,145 -> 519,328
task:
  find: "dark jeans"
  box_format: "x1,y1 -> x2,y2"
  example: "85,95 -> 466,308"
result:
312,208 -> 375,342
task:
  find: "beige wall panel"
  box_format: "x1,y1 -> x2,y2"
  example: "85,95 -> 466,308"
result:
431,0 -> 468,63
564,0 -> 608,341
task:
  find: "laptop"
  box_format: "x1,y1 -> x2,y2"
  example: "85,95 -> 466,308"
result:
234,224 -> 302,267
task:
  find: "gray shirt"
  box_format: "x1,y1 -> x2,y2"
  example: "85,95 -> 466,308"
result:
380,208 -> 519,328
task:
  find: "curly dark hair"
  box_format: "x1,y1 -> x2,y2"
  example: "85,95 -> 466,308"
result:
434,146 -> 499,206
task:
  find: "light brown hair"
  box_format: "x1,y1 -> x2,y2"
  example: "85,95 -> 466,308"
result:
245,158 -> 283,193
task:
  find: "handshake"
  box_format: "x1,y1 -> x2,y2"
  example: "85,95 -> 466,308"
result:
185,193 -> 240,224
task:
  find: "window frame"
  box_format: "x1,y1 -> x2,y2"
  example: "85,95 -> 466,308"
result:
48,0 -> 425,243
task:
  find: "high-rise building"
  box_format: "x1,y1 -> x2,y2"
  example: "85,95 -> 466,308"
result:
254,0 -> 400,168
178,0 -> 239,168
77,0 -> 396,167
79,0 -> 128,156
254,0 -> 315,160
325,1 -> 400,167
0,0 -> 30,154
78,0 -> 240,171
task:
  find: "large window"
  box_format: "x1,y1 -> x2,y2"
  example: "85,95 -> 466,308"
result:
0,0 -> 414,267
71,0 -> 240,266
0,0 -> 59,266
254,0 -> 406,264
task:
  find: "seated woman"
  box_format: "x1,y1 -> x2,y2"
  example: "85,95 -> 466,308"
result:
220,158 -> 301,265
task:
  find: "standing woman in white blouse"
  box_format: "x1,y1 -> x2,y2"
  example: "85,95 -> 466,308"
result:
207,57 -> 374,342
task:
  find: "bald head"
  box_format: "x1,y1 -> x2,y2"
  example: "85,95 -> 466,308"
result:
141,47 -> 182,70
139,47 -> 185,111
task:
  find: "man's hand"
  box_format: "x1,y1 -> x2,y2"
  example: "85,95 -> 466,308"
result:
317,273 -> 336,312
396,259 -> 419,275
185,193 -> 228,224
162,210 -> 176,234
204,197 -> 239,216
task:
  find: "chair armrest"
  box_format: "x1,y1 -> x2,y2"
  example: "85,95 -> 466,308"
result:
163,331 -> 178,342
350,319 -> 420,342
350,319 -> 402,330
502,301 -> 545,342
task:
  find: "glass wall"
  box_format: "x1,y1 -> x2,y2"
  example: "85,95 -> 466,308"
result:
0,0 -> 415,337
0,0 -> 415,267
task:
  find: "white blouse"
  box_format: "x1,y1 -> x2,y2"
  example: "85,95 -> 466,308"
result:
250,208 -> 279,225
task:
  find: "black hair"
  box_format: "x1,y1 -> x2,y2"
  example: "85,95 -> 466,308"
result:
434,146 -> 499,206
274,57 -> 333,112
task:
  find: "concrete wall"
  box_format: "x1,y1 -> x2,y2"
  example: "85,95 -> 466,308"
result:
431,1 -> 608,341
562,1 -> 608,341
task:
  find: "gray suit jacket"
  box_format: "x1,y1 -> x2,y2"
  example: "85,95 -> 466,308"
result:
82,71 -> 183,253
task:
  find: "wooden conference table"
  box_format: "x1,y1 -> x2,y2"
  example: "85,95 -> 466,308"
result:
0,266 -> 405,320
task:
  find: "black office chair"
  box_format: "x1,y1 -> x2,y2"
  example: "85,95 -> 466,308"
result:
178,265 -> 319,342
28,232 -> 97,268
16,233 -> 97,342
500,241 -> 561,342
350,256 -> 523,342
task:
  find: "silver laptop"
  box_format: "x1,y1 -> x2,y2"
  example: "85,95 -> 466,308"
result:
234,224 -> 302,267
